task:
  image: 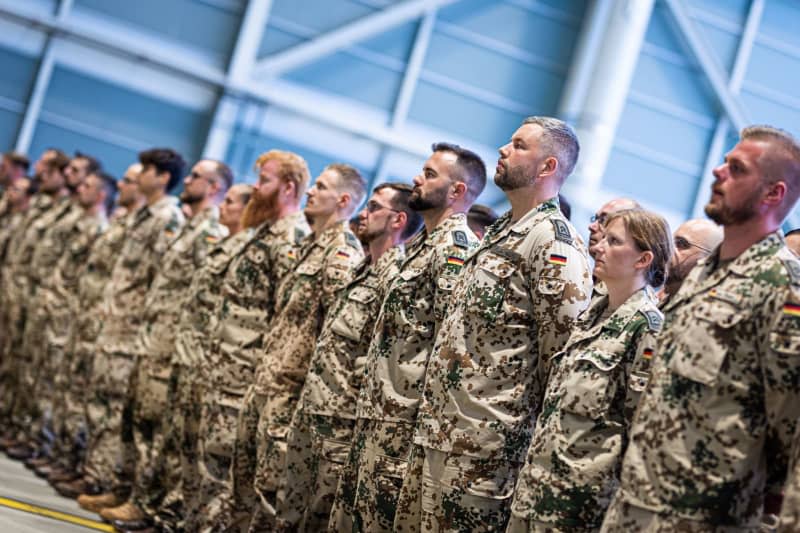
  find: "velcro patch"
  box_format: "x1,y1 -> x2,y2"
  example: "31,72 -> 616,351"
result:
551,218 -> 572,244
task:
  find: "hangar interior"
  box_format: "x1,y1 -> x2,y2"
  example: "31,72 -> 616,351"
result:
0,0 -> 798,233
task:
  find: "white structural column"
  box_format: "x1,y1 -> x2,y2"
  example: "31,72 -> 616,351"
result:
560,0 -> 654,205
252,0 -> 456,79
15,0 -> 73,154
372,8 -> 437,187
691,0 -> 763,218
203,0 -> 273,160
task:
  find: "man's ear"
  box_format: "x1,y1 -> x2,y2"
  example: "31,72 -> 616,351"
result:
763,180 -> 787,207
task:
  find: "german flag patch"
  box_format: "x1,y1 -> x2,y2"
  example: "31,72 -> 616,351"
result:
642,348 -> 654,360
447,256 -> 465,266
287,250 -> 296,260
784,303 -> 800,317
336,250 -> 351,259
548,254 -> 567,266
205,235 -> 219,244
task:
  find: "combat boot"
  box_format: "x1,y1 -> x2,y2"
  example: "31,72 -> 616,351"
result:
100,501 -> 146,522
5,442 -> 34,460
77,492 -> 122,512
55,477 -> 100,499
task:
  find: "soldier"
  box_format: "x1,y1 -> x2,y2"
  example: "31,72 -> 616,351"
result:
392,117 -> 592,532
76,148 -> 186,513
587,197 -> 640,258
329,142 -> 485,532
239,163 -> 366,531
96,159 -> 231,525
0,151 -> 30,219
0,149 -> 66,449
780,425 -> 800,531
2,150 -> 73,459
189,150 -> 310,531
53,165 -> 146,497
786,228 -> 800,256
467,203 -> 498,239
600,125 -> 800,531
659,218 -> 722,306
274,183 -> 422,531
507,209 -> 671,532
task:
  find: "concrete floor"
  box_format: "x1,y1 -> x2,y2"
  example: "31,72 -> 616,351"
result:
0,455 -> 110,531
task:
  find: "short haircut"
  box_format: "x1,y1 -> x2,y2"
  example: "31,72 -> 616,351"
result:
254,150 -> 311,201
522,116 -> 580,182
211,160 -> 234,192
740,125 -> 800,220
75,151 -> 102,174
47,151 -> 71,173
374,182 -> 423,240
93,171 -> 117,213
431,142 -> 486,203
468,204 -> 498,232
327,163 -> 367,211
605,208 -> 673,288
4,151 -> 30,172
558,194 -> 572,220
138,148 -> 186,192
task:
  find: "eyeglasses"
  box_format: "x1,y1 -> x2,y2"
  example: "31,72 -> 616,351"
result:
590,212 -> 607,225
674,236 -> 713,253
365,200 -> 398,213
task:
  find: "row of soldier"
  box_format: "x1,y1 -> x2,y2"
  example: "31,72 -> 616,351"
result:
0,115 -> 798,532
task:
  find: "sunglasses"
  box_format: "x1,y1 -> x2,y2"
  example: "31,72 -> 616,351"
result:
674,236 -> 712,253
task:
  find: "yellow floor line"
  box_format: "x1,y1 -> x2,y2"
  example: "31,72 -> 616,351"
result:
0,496 -> 114,531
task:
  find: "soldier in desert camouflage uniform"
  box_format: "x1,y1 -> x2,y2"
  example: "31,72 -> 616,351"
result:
52,165 -> 145,495
241,163 -> 366,531
329,143 -> 486,532
600,125 -> 800,531
274,183 -> 422,532
780,426 -> 800,532
395,117 -> 592,532
506,209 -> 671,532
77,148 -> 186,513
98,159 -> 232,525
190,150 -> 311,532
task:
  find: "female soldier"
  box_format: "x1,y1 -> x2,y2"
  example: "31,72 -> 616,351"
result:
507,209 -> 672,532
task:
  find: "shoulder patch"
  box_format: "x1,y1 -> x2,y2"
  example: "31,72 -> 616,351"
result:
551,218 -> 572,244
344,231 -> 361,249
294,227 -> 305,245
639,309 -> 663,332
452,230 -> 469,249
782,255 -> 800,284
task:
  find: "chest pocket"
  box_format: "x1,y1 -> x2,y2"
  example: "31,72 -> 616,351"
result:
466,254 -> 515,322
394,268 -> 433,338
561,348 -> 623,420
120,230 -> 149,270
668,298 -> 747,386
330,285 -> 378,341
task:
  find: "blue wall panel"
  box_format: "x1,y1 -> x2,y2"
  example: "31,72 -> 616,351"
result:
0,109 -> 21,153
0,45 -> 38,151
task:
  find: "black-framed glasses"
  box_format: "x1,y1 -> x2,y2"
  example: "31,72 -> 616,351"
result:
366,200 -> 398,213
674,236 -> 712,253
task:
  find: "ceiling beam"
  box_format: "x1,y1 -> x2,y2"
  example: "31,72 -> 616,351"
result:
251,0 -> 457,78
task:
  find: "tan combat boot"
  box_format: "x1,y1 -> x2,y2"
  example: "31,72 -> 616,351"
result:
99,501 -> 146,522
77,492 -> 122,513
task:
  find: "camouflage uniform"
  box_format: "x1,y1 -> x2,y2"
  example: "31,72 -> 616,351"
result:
396,198 -> 592,532
600,232 -> 800,531
780,424 -> 800,532
128,206 -> 226,506
244,221 -> 363,530
83,196 -> 184,493
52,212 -> 132,471
507,287 -> 661,532
140,229 -> 255,531
275,245 -> 404,532
0,194 -> 65,424
329,214 -> 478,532
0,210 -> 26,356
192,212 -> 309,532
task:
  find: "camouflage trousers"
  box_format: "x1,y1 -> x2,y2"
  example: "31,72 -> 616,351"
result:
329,418 -> 415,532
50,342 -> 94,471
274,411 -> 355,532
190,388 -> 249,532
394,444 -> 518,533
83,348 -> 137,493
599,496 -> 755,533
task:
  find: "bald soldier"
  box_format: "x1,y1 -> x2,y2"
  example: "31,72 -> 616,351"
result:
587,197 -> 641,257
394,117 -> 592,531
601,125 -> 800,531
329,142 -> 485,531
660,218 -> 723,306
786,228 -> 800,256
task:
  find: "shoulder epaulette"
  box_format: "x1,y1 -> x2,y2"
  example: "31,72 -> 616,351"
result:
452,230 -> 469,249
639,309 -> 663,332
551,218 -> 572,244
294,227 -> 305,244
